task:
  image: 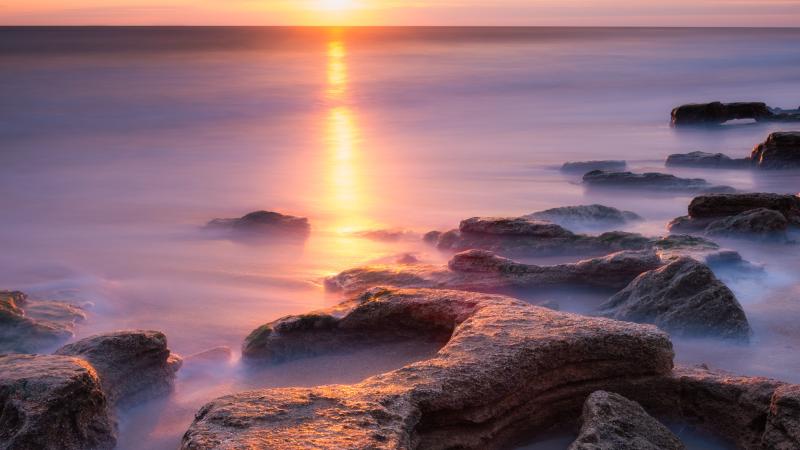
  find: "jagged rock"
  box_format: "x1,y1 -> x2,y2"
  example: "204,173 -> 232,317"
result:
670,101 -> 800,126
0,290 -> 85,353
763,384 -> 800,449
187,287 -> 674,449
704,208 -> 789,240
569,390 -> 684,450
0,354 -> 116,450
583,170 -> 735,193
665,151 -> 749,168
750,132 -> 800,169
324,249 -> 663,295
428,216 -> 652,257
525,204 -> 642,230
598,258 -> 751,340
56,330 -> 182,406
206,210 -> 310,237
561,160 -> 627,173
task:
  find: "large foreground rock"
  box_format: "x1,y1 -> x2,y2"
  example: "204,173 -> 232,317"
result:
56,330 -> 182,406
190,287 -> 674,449
569,390 -> 684,450
583,170 -> 735,193
525,204 -> 642,230
561,160 -> 626,173
206,210 -> 310,237
750,131 -> 800,169
0,354 -> 115,450
665,151 -> 749,168
670,101 -> 800,126
0,290 -> 85,354
763,384 -> 800,449
598,258 -> 751,340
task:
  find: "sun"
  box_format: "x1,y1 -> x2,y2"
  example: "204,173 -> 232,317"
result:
318,0 -> 357,11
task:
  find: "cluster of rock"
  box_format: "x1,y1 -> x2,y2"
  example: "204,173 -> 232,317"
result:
668,193 -> 800,241
183,287 -> 799,449
667,132 -> 800,170
1,290 -> 85,353
670,101 -> 800,127
0,329 -> 181,449
582,170 -> 735,193
206,210 -> 310,238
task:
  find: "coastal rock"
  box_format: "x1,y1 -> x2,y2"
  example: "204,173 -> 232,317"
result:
670,101 -> 800,126
324,249 -> 663,295
206,210 -> 310,237
688,193 -> 800,224
0,354 -> 115,450
0,290 -> 85,353
189,287 -> 674,449
56,330 -> 182,406
525,204 -> 642,229
582,170 -> 735,193
561,160 -> 627,173
569,390 -> 684,450
428,216 -> 652,257
763,384 -> 800,449
750,132 -> 800,169
704,208 -> 789,240
665,151 -> 749,168
598,257 -> 751,340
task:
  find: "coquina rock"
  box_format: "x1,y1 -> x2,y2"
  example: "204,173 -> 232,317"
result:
186,288 -> 799,449
569,390 -> 684,450
0,354 -> 116,450
206,210 -> 310,237
561,160 -> 627,174
325,249 -> 663,295
56,330 -> 182,406
525,204 -> 642,230
665,151 -> 749,169
598,257 -> 751,340
750,132 -> 800,169
582,170 -> 735,194
192,287 -> 675,449
670,102 -> 800,127
0,290 -> 85,354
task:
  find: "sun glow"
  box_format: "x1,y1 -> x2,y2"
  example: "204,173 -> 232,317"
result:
318,0 -> 357,12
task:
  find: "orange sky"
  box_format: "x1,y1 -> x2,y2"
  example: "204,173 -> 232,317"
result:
2,0 -> 800,26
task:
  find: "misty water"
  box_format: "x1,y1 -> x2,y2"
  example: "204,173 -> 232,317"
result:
1,27 -> 799,449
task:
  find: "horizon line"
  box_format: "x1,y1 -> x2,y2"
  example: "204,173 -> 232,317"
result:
2,24 -> 800,29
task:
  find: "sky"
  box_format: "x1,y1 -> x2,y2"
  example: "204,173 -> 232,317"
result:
1,0 -> 800,26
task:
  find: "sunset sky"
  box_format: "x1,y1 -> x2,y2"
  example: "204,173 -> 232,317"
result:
2,0 -> 799,26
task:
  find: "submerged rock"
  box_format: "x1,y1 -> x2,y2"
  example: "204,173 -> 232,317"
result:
0,354 -> 116,450
598,258 -> 751,340
0,290 -> 85,354
665,151 -> 749,168
324,249 -> 663,295
704,208 -> 789,240
56,330 -> 182,406
206,210 -> 310,237
191,287 -> 674,449
525,204 -> 642,229
561,160 -> 627,173
583,170 -> 735,193
569,390 -> 684,450
428,216 -> 652,257
670,101 -> 800,126
750,131 -> 800,169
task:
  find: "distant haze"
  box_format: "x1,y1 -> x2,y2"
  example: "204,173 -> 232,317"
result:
2,0 -> 800,27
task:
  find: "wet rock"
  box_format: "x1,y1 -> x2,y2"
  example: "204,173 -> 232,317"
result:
187,287 -> 674,449
670,101 -> 800,126
582,170 -> 735,194
324,249 -> 663,295
561,160 -> 627,174
206,210 -> 310,237
665,151 -> 749,168
704,208 -> 789,240
688,193 -> 800,224
763,384 -> 800,449
750,131 -> 800,169
0,290 -> 85,354
525,204 -> 642,230
569,390 -> 684,450
598,257 -> 751,340
56,330 -> 182,406
428,216 -> 652,257
0,354 -> 116,450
